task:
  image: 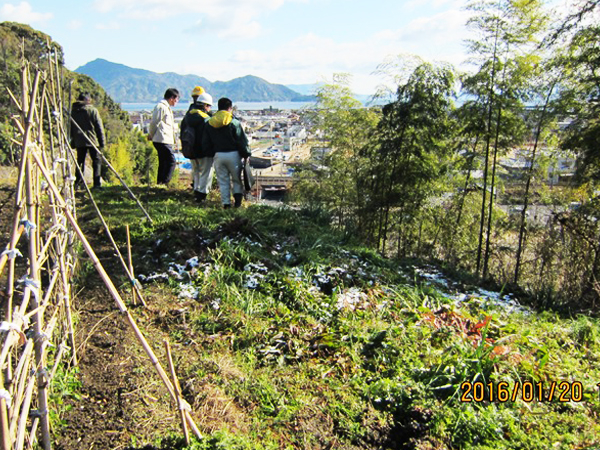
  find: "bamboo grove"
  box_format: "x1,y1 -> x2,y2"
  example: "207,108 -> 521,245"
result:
292,0 -> 600,312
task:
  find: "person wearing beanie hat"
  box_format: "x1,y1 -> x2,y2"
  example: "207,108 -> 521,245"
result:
71,92 -> 106,188
180,87 -> 214,203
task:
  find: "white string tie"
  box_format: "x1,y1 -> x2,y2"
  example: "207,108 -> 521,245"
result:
19,220 -> 37,238
18,277 -> 40,300
1,248 -> 22,260
13,311 -> 30,329
20,219 -> 37,231
19,277 -> 40,290
0,389 -> 12,408
0,321 -> 20,332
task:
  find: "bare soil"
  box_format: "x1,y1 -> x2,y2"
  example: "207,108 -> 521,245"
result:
53,245 -> 185,449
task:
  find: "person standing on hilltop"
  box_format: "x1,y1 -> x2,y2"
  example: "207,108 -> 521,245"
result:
71,92 -> 106,189
148,88 -> 180,185
180,86 -> 214,204
202,97 -> 251,208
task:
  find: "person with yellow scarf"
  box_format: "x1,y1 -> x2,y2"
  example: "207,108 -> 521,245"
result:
180,86 -> 214,203
202,97 -> 251,208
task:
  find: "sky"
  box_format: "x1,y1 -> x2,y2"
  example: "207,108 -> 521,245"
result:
0,0 -> 568,95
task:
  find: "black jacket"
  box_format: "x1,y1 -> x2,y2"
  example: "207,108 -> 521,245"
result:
180,103 -> 212,158
202,110 -> 251,158
70,101 -> 105,149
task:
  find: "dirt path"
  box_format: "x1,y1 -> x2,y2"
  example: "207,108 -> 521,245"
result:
52,207 -> 179,449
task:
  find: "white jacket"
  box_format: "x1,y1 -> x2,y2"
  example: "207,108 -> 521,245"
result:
148,99 -> 176,145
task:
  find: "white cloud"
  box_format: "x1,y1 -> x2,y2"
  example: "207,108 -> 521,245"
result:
178,4 -> 473,96
134,1 -> 473,94
93,0 -> 289,39
378,8 -> 470,43
0,1 -> 52,23
181,31 -> 386,94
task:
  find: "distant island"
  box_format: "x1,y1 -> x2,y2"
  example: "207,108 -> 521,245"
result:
75,59 -> 317,104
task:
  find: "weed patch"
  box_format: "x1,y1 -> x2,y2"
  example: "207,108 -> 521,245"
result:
63,190 -> 600,449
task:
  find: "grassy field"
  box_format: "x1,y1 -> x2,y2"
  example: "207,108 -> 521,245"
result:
58,182 -> 600,450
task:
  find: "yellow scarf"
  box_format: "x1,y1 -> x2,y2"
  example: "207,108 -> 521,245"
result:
208,110 -> 232,128
190,109 -> 209,119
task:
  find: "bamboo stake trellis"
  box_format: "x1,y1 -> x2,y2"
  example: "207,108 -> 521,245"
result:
1,57 -> 200,449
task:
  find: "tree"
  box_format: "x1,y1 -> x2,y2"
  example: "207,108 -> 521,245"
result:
371,57 -> 456,256
462,0 -> 548,277
551,1 -> 600,181
549,0 -> 600,303
292,74 -> 378,235
0,22 -> 64,163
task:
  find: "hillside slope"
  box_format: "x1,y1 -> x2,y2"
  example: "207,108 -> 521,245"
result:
0,22 -> 133,165
54,184 -> 600,450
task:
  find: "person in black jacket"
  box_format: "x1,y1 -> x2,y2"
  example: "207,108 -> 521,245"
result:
71,93 -> 106,188
202,98 -> 251,208
180,87 -> 214,203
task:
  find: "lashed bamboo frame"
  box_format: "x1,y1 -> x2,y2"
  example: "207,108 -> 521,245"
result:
1,55 -> 200,449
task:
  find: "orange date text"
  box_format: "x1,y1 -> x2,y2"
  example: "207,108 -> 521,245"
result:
460,380 -> 585,403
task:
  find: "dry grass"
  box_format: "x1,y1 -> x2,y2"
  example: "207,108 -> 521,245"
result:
0,166 -> 18,185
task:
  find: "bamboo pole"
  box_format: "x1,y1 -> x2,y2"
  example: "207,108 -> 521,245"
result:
29,147 -> 202,439
15,376 -> 35,450
0,371 -> 10,450
59,256 -> 77,366
9,341 -> 34,442
64,144 -> 148,307
0,223 -> 24,276
164,340 -> 189,445
1,59 -> 81,450
126,225 -> 140,306
18,69 -> 50,450
25,153 -> 52,450
66,114 -> 153,223
9,340 -> 34,419
0,398 -> 9,450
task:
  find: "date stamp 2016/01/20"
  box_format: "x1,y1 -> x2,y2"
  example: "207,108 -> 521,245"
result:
460,381 -> 593,403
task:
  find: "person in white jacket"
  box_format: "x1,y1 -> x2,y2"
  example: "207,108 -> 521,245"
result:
148,88 -> 180,184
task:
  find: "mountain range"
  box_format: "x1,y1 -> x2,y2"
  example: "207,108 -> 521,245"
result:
75,59 -> 316,104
